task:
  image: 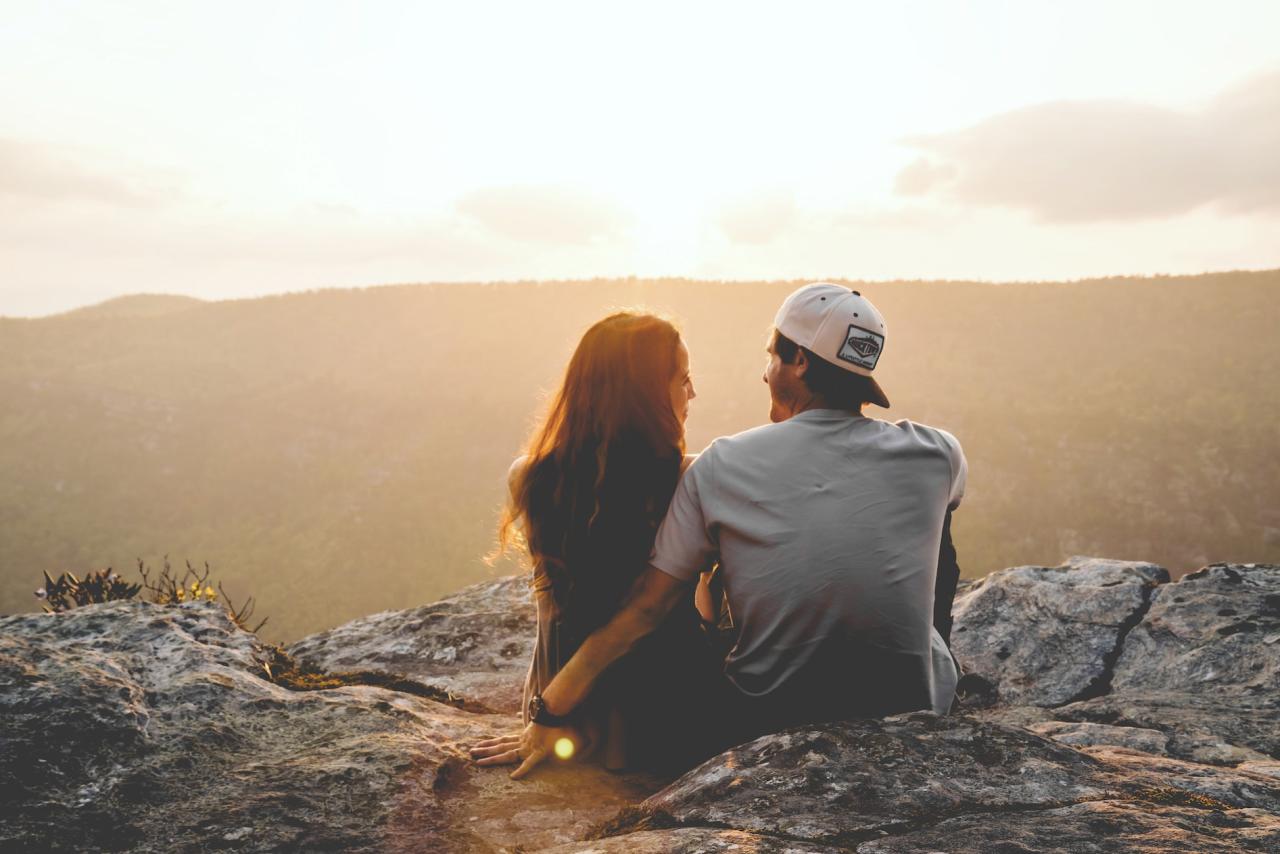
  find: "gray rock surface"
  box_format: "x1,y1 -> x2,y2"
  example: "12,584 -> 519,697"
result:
855,801 -> 1280,853
1054,692 -> 1280,765
286,574 -> 535,713
593,713 -> 1280,849
951,556 -> 1169,706
1028,720 -> 1171,753
1078,746 -> 1280,813
1111,563 -> 1280,699
548,804 -> 1280,853
540,828 -> 845,852
610,713 -> 1112,843
957,563 -> 1280,767
4,559 -> 1279,852
0,599 -> 655,853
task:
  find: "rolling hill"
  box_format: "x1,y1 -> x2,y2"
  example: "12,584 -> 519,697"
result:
2,271 -> 1278,645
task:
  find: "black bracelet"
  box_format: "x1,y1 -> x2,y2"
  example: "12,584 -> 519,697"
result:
528,693 -> 572,727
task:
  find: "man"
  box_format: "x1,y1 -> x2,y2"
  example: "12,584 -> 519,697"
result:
475,283 -> 967,779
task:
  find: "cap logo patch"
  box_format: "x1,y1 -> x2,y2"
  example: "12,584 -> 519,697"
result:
837,325 -> 884,370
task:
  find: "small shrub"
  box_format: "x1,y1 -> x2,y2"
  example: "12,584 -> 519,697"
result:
136,556 -> 221,606
34,555 -> 269,634
34,568 -> 141,612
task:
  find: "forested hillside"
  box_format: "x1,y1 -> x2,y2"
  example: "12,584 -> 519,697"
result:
2,271 -> 1277,644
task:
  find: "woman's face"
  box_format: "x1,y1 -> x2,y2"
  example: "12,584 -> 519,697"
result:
669,338 -> 696,425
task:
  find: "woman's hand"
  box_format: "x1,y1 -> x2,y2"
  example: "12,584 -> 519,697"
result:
696,567 -> 723,626
468,732 -> 522,765
469,722 -> 594,779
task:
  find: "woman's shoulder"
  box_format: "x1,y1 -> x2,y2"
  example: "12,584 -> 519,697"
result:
507,454 -> 531,497
680,453 -> 698,475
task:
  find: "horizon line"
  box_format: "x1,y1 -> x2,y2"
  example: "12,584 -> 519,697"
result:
5,265 -> 1278,321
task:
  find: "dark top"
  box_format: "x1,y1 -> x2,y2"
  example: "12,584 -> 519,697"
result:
522,568 -> 718,772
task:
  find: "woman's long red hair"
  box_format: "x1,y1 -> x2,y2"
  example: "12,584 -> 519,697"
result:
495,311 -> 686,630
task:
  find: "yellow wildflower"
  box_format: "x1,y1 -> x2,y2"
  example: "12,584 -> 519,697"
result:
176,588 -> 185,601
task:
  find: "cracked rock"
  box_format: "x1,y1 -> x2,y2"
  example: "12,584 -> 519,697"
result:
0,598 -> 661,853
1036,565 -> 1280,766
5,560 -> 1279,852
286,574 -> 534,713
600,713 -> 1117,845
1053,692 -> 1280,766
592,712 -> 1280,850
951,556 -> 1169,707
1110,563 -> 1280,700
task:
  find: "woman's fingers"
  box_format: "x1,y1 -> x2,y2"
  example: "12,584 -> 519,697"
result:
470,744 -> 521,760
469,735 -> 521,757
471,724 -> 565,777
509,747 -> 549,780
470,743 -> 520,759
475,748 -> 522,767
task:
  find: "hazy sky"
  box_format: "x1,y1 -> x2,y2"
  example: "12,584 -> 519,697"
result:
3,0 -> 1279,316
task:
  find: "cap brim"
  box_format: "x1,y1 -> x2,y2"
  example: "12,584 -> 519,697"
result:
868,377 -> 890,409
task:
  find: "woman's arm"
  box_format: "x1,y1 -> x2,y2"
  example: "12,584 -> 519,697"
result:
505,566 -> 691,779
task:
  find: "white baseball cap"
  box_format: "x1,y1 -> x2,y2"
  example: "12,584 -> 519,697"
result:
773,282 -> 891,408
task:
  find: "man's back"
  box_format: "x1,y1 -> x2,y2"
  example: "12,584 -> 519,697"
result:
651,408 -> 966,717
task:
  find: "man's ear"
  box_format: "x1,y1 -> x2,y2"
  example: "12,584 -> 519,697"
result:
793,347 -> 811,380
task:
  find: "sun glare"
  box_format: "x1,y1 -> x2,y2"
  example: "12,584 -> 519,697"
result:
2,2 -> 1280,314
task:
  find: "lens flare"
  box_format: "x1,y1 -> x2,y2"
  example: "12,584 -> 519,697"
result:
553,737 -> 575,760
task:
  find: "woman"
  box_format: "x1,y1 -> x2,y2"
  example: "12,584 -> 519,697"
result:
470,310 -> 720,774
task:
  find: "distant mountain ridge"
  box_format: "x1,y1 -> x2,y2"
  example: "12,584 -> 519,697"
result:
2,270 -> 1278,644
48,293 -> 207,320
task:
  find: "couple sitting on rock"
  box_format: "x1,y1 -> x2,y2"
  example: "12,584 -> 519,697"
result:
470,283 -> 967,779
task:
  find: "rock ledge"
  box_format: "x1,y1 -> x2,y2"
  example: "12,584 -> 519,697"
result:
2,559 -> 1277,852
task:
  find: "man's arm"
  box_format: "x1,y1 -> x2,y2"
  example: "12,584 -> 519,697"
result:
541,450 -> 714,710
492,566 -> 692,779
933,510 -> 960,647
541,566 -> 689,716
479,449 -> 716,778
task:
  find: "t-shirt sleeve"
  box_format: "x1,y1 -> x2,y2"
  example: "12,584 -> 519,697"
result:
936,429 -> 967,511
649,452 -> 717,583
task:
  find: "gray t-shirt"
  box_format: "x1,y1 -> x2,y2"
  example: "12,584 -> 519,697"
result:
650,409 -> 966,714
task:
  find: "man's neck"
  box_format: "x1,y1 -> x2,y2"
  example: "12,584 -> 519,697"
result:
790,394 -> 863,418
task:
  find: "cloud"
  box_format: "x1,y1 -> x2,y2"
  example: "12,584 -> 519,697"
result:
0,138 -> 180,208
832,205 -> 954,231
895,70 -> 1280,222
454,185 -> 632,245
716,190 -> 797,244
